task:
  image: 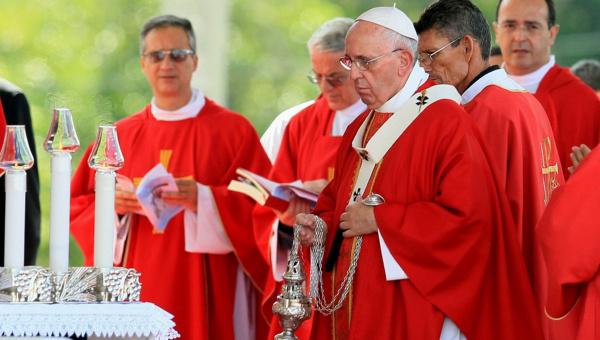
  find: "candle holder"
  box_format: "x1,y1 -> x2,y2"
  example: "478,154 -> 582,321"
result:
0,125 -> 35,270
0,122 -> 142,305
44,108 -> 80,274
94,267 -> 141,302
0,267 -> 54,303
88,124 -> 125,299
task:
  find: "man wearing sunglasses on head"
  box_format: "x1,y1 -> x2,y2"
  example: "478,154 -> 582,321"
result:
70,14 -> 272,340
256,17 -> 366,338
416,1 -> 562,330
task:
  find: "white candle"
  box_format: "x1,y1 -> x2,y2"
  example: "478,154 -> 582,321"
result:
49,153 -> 72,273
4,170 -> 27,269
94,171 -> 116,268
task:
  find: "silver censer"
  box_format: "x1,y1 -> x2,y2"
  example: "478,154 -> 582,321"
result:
272,225 -> 311,340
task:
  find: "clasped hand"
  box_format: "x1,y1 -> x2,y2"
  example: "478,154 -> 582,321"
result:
295,198 -> 378,247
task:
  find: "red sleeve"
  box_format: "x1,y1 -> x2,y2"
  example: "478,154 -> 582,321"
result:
269,115 -> 301,183
0,100 -> 6,147
538,146 -> 600,317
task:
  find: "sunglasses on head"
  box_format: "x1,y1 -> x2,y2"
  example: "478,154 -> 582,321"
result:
143,49 -> 195,63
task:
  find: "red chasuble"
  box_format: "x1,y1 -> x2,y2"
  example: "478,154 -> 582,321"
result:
463,72 -> 564,314
309,93 -> 543,339
535,65 -> 600,178
257,96 -> 363,338
70,99 -> 271,340
538,145 -> 600,340
0,100 -> 7,146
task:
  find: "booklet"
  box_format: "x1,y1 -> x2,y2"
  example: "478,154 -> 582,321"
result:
135,163 -> 184,231
227,168 -> 319,211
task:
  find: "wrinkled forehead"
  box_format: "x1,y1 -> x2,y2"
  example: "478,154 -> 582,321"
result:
346,21 -> 395,55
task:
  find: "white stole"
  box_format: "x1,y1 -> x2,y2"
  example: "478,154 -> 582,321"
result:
349,84 -> 465,340
462,68 -> 526,105
349,84 -> 461,281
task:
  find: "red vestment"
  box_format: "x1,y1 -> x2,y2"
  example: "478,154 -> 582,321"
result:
538,145 -> 600,340
257,96 -> 361,338
70,99 -> 271,340
0,100 -> 7,146
535,65 -> 600,177
463,72 -> 564,315
310,90 -> 543,339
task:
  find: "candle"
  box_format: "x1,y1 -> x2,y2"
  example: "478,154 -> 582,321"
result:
0,125 -> 35,269
94,171 -> 116,268
88,125 -> 124,269
4,171 -> 26,268
44,108 -> 80,273
48,153 -> 73,273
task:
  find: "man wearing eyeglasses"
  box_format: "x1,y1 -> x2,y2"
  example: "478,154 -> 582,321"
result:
495,0 -> 600,178
70,15 -> 272,340
416,0 -> 562,328
294,6 -> 542,340
257,17 -> 366,338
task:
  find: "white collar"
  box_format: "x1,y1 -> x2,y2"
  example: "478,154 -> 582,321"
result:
336,99 -> 367,117
376,64 -> 429,113
507,55 -> 555,94
462,68 -> 525,105
151,88 -> 206,121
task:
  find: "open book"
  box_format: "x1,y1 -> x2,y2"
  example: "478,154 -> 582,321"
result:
116,163 -> 184,232
227,168 -> 319,211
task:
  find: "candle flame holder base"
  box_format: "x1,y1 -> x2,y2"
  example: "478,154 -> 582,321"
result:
95,267 -> 141,303
0,266 -> 141,303
0,267 -> 54,303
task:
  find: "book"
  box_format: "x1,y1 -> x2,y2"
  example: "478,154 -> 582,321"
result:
134,163 -> 184,231
227,168 -> 319,211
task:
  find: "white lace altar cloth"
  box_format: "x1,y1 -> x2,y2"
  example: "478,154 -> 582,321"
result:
0,302 -> 179,339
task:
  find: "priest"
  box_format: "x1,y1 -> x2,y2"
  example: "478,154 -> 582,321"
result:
295,6 -> 543,339
495,0 -> 600,178
70,15 -> 271,340
537,145 -> 600,340
415,0 -> 563,324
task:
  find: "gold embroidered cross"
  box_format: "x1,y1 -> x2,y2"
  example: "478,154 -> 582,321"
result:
541,137 -> 560,204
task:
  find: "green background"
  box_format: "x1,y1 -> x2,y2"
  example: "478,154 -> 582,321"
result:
0,0 -> 598,266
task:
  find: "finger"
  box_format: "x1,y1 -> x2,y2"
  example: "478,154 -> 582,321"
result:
342,229 -> 357,238
160,191 -> 184,199
581,144 -> 592,156
568,165 -> 575,175
339,211 -> 348,222
570,151 -> 578,166
573,147 -> 584,163
339,221 -> 350,230
295,213 -> 314,226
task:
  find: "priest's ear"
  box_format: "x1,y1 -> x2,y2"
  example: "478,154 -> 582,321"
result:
462,35 -> 477,62
396,49 -> 413,74
548,24 -> 559,47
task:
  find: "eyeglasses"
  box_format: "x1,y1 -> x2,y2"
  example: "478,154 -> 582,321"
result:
417,36 -> 463,66
307,72 -> 348,87
339,48 -> 403,71
142,49 -> 195,63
